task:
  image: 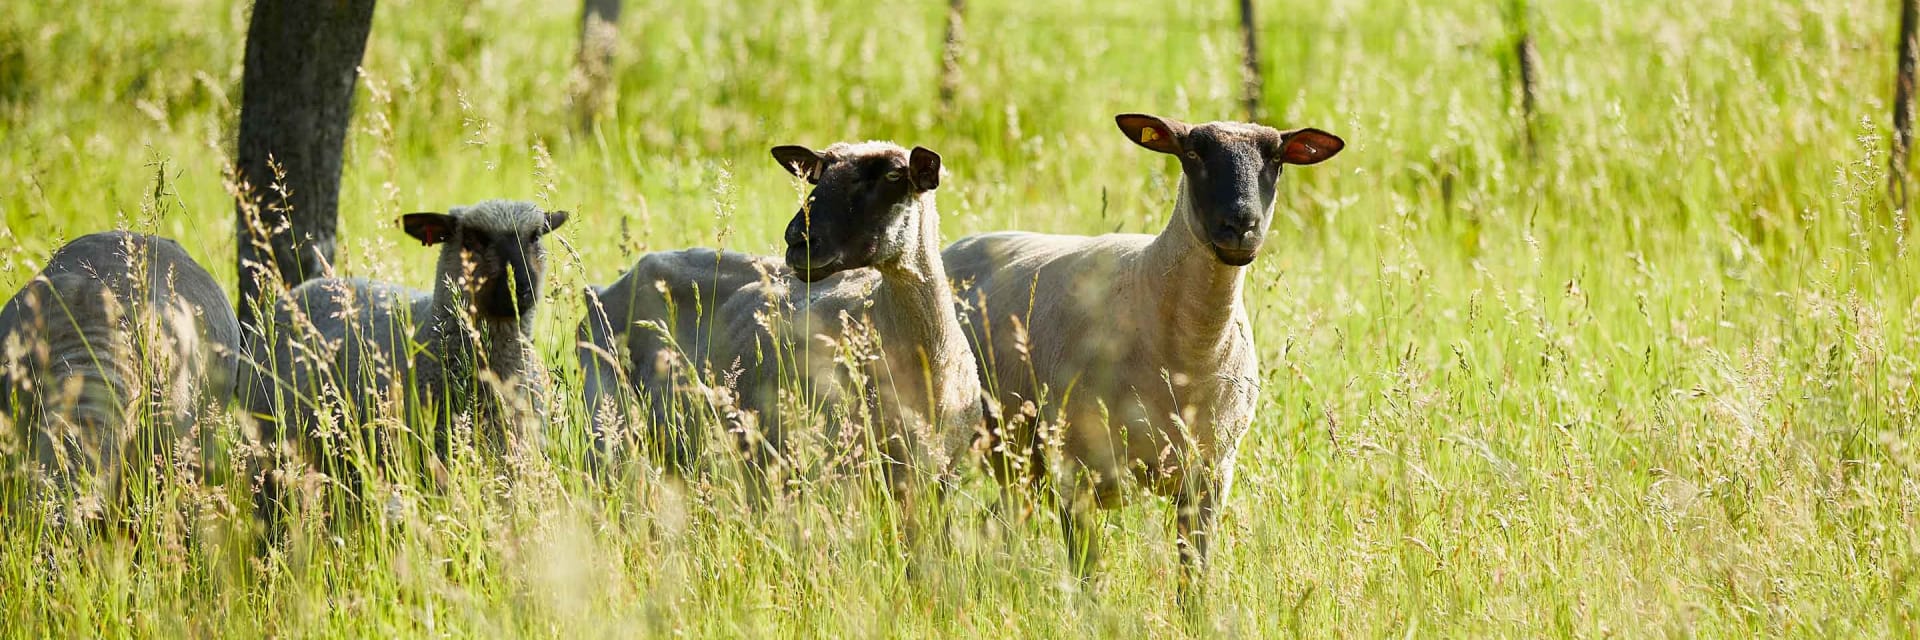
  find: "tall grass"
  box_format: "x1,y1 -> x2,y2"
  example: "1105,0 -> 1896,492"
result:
3,0 -> 1917,636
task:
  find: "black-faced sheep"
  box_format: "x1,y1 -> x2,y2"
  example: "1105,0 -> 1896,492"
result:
943,113 -> 1344,600
579,142 -> 978,523
242,200 -> 567,536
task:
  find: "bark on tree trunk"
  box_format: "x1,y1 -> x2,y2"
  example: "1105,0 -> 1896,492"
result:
233,0 -> 377,336
1893,0 -> 1918,208
572,0 -> 623,129
1237,0 -> 1264,121
1513,0 -> 1539,158
939,0 -> 966,110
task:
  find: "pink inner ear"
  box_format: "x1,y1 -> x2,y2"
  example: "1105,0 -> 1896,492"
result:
1282,131 -> 1344,165
405,216 -> 452,245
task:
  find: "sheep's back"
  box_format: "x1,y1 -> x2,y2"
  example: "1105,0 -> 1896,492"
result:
605,248 -> 788,379
243,277 -> 424,440
4,231 -> 239,427
943,230 -> 1150,381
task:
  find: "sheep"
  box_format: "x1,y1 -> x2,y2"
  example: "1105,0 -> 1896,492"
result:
0,231 -> 242,528
241,199 -> 568,536
578,247 -> 780,477
578,141 -> 979,524
943,113 -> 1344,601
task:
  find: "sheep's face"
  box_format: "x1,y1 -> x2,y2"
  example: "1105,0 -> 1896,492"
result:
772,142 -> 942,282
402,201 -> 569,319
1115,114 -> 1343,266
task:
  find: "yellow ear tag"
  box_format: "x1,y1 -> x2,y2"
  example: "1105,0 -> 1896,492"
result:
1140,127 -> 1161,144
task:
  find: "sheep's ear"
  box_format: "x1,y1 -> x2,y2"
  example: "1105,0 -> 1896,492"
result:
543,210 -> 570,233
1279,128 -> 1345,165
1115,113 -> 1188,155
771,145 -> 824,182
908,146 -> 942,191
401,213 -> 458,246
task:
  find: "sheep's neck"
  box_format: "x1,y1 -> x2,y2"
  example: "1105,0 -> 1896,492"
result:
1141,177 -> 1247,359
869,196 -> 971,417
416,290 -> 538,428
420,294 -> 536,379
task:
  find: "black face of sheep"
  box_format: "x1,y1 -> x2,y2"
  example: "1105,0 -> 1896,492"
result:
1115,113 -> 1344,266
772,142 -> 942,282
402,203 -> 570,319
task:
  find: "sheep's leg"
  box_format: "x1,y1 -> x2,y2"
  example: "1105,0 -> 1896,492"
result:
1174,468 -> 1222,610
981,393 -> 1042,524
648,371 -> 701,480
581,357 -> 634,477
4,392 -> 41,521
1056,475 -> 1106,585
883,436 -> 924,573
978,394 -> 1021,546
1045,401 -> 1114,586
727,386 -> 784,510
26,416 -> 77,530
251,436 -> 291,555
882,428 -> 957,572
577,296 -> 632,477
245,379 -> 298,555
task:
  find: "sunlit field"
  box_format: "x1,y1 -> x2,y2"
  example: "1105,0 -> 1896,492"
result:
3,0 -> 1918,636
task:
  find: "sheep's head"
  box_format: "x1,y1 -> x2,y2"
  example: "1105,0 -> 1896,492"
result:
770,141 -> 942,282
1115,113 -> 1343,266
401,200 -> 569,319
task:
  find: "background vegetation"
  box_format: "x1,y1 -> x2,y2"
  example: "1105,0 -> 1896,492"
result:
2,0 -> 1917,636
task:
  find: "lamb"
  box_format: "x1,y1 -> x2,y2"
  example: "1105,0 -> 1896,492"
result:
0,231 -> 242,527
578,141 -> 979,520
242,200 -> 567,534
943,113 -> 1344,600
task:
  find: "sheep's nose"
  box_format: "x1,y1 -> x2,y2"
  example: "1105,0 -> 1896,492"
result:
1209,215 -> 1265,254
784,215 -> 809,245
1218,217 -> 1257,239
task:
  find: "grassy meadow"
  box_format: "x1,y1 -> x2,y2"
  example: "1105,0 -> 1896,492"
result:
3,0 -> 1919,636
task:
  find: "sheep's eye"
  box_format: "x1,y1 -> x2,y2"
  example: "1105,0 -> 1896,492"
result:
1184,150 -> 1200,161
885,170 -> 903,182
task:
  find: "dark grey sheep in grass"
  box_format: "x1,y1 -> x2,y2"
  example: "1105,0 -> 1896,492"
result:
0,231 -> 241,528
241,199 -> 567,539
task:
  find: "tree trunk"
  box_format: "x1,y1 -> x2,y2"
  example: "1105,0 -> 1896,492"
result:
582,0 -> 623,34
572,0 -> 624,129
939,0 -> 966,110
1513,0 -> 1539,158
233,0 -> 377,336
1237,0 -> 1264,121
1893,0 -> 1919,208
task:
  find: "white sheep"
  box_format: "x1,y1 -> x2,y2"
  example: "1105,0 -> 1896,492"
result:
943,113 -> 1344,600
0,231 -> 242,527
579,142 -> 979,523
242,199 -> 567,535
